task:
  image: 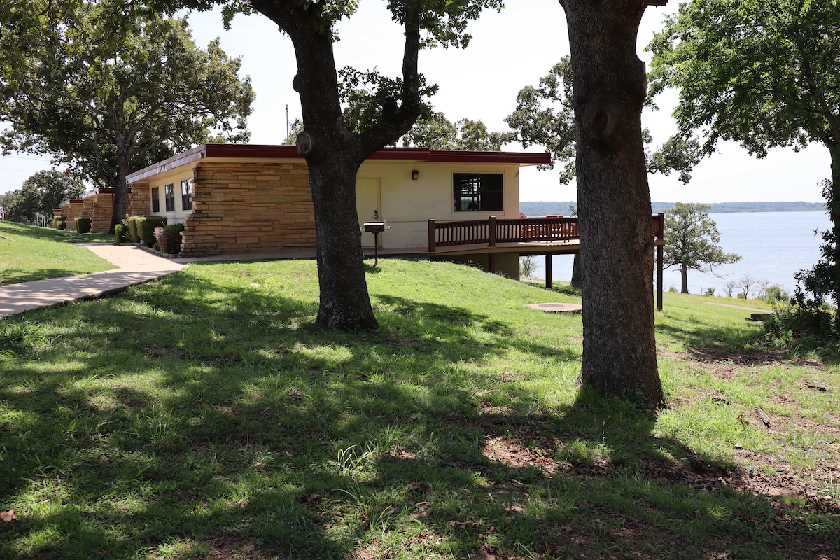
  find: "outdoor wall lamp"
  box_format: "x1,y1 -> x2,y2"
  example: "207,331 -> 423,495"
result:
411,169 -> 420,181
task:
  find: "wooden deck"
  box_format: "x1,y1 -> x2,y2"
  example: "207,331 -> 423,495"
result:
425,214 -> 667,310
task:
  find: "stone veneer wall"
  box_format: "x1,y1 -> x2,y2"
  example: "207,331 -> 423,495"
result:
180,160 -> 316,257
126,184 -> 151,217
89,190 -> 114,233
64,200 -> 85,230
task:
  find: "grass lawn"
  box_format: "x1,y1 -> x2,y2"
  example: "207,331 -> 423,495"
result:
0,259 -> 837,559
0,221 -> 113,285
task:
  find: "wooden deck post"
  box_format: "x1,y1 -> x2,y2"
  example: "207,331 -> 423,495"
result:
427,220 -> 436,253
656,245 -> 664,311
488,253 -> 496,274
545,254 -> 553,290
656,213 -> 665,311
489,216 -> 497,246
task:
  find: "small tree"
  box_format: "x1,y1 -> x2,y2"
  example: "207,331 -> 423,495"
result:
0,0 -> 254,228
738,275 -> 757,300
725,280 -> 737,298
664,203 -> 740,294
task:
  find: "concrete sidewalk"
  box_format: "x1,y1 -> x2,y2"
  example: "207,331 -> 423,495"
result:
0,245 -> 183,318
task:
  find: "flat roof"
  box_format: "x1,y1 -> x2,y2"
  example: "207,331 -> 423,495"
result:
127,144 -> 552,184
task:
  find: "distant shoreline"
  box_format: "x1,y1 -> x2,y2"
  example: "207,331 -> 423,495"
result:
521,202 -> 825,215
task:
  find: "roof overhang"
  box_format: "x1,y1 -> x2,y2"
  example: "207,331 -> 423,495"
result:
127,144 -> 552,184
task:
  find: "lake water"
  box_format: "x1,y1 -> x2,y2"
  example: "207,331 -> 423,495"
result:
527,211 -> 830,296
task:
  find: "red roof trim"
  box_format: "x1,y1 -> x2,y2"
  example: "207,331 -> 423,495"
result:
203,144 -> 551,165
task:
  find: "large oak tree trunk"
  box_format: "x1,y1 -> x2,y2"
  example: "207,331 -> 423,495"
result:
680,264 -> 689,294
291,26 -> 378,330
308,158 -> 377,329
112,152 -> 130,230
561,0 -> 663,407
828,143 -> 840,329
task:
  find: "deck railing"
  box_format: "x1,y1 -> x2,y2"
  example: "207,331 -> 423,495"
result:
428,214 -> 665,253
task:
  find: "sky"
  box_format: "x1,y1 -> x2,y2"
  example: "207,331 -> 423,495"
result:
0,0 -> 831,202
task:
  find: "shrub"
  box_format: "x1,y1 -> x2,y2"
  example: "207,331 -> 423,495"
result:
125,216 -> 141,243
158,224 -> 185,255
114,223 -> 126,244
75,217 -> 91,234
141,216 -> 166,247
764,302 -> 835,351
704,288 -> 716,297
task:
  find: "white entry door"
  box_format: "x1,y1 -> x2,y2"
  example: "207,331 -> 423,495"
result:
357,177 -> 382,248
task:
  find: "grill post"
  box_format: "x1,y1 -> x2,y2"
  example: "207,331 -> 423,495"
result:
428,220 -> 436,253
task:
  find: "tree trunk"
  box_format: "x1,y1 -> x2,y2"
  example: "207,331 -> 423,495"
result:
571,252 -> 583,290
680,264 -> 689,294
828,143 -> 840,331
561,0 -> 663,408
291,27 -> 377,331
112,152 -> 130,230
308,158 -> 377,330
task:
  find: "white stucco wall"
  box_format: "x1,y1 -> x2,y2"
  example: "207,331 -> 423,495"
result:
146,163 -> 198,225
133,157 -> 524,250
357,160 -> 521,250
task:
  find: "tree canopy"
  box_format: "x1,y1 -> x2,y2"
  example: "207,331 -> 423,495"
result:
663,203 -> 740,293
648,0 -> 840,161
0,0 -> 254,225
1,170 -> 85,224
506,56 -> 703,185
401,112 -> 514,151
649,0 -> 840,325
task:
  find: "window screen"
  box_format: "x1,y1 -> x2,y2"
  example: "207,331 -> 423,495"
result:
151,187 -> 160,213
181,179 -> 193,211
164,183 -> 175,212
453,173 -> 503,212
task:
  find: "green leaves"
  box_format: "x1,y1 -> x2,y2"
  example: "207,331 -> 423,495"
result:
400,112 -> 514,151
648,0 -> 840,156
0,0 -> 254,189
664,203 -> 741,272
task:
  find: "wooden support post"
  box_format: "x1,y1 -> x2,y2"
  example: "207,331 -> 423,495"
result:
656,244 -> 664,311
489,216 -> 497,246
427,219 -> 436,253
545,253 -> 553,290
488,253 -> 496,274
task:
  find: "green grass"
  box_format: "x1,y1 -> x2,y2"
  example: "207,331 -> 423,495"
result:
0,259 -> 837,559
0,221 -> 113,285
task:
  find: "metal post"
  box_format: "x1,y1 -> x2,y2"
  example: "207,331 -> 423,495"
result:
545,254 -> 553,290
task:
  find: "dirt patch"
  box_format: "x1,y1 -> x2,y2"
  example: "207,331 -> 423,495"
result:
482,436 -> 558,476
205,537 -> 276,560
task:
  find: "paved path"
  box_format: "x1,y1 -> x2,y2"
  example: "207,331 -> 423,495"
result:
0,245 -> 182,318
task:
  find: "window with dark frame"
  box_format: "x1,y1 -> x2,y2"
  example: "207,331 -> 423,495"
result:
453,173 -> 503,212
151,187 -> 161,213
164,183 -> 175,212
181,179 -> 193,211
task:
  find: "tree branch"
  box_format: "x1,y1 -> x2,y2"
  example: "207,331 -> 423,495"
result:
356,0 -> 422,158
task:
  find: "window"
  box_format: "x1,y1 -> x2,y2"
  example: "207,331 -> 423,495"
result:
453,173 -> 503,212
151,187 -> 160,213
164,183 -> 175,212
181,179 -> 193,211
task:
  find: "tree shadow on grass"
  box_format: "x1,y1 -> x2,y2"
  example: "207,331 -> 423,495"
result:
0,270 -> 836,559
0,267 -> 99,286
0,221 -> 110,244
